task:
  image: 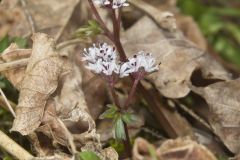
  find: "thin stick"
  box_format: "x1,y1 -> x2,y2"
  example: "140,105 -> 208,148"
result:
0,130 -> 34,160
57,118 -> 77,154
0,39 -> 85,72
0,58 -> 29,72
0,88 -> 16,117
173,100 -> 212,131
20,0 -> 36,33
56,39 -> 90,50
0,96 -> 17,111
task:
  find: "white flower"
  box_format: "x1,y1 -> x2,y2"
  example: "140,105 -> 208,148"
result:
119,51 -> 158,78
82,43 -> 119,76
93,0 -> 129,9
93,0 -> 110,6
112,0 -> 129,9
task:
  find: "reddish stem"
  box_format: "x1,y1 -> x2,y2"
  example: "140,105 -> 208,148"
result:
87,0 -> 114,41
88,0 -> 131,157
123,122 -> 132,157
108,79 -> 121,109
123,78 -> 139,110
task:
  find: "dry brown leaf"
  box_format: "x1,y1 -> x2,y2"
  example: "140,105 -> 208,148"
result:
122,16 -> 230,98
191,79 -> 240,154
157,137 -> 217,160
132,137 -> 156,160
176,15 -> 207,51
128,0 -> 177,32
133,137 -> 217,160
11,33 -> 64,135
1,0 -> 79,39
0,43 -> 31,89
1,33 -> 110,158
40,60 -> 96,148
0,2 -> 26,37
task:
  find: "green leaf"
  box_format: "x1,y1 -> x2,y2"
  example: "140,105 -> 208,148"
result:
12,37 -> 27,48
109,139 -> 125,155
121,112 -> 136,124
75,20 -> 103,39
3,156 -> 13,160
99,104 -> 118,119
148,145 -> 158,160
0,36 -> 10,53
225,23 -> 240,44
79,151 -> 101,160
114,116 -> 126,140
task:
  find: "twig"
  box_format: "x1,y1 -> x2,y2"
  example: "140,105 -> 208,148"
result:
0,96 -> 17,111
0,88 -> 16,117
0,130 -> 34,160
173,99 -> 212,131
57,118 -> 77,154
56,39 -> 90,50
0,58 -> 29,72
0,39 -> 85,72
20,0 -> 36,33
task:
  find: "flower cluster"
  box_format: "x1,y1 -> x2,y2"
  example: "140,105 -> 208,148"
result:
82,43 -> 158,78
82,43 -> 119,76
93,0 -> 129,9
119,51 -> 159,78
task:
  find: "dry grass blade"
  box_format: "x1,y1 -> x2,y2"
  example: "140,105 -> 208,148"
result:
0,88 -> 16,117
0,130 -> 34,160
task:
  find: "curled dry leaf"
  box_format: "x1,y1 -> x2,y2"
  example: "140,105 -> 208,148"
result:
191,79 -> 240,154
1,33 -> 113,158
11,33 -> 64,135
157,137 -> 217,160
0,43 -> 31,89
122,16 -> 231,98
132,137 -> 156,160
40,60 -> 97,148
133,137 -> 217,160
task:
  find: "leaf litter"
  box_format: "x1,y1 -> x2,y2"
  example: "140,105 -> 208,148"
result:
0,0 -> 240,159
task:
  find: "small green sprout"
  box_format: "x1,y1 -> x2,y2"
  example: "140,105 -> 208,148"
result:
75,20 -> 103,39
